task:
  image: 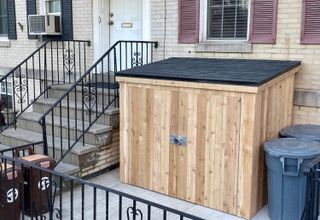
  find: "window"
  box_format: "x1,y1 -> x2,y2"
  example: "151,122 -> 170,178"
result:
46,0 -> 61,14
0,0 -> 8,37
207,0 -> 249,40
0,81 -> 12,109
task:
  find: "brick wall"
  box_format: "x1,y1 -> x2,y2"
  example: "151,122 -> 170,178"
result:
1,0 -> 319,125
0,0 -> 94,71
150,0 -> 320,125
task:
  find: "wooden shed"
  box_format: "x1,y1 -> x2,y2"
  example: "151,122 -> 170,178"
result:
116,58 -> 301,219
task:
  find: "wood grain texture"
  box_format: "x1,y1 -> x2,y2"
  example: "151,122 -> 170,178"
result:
118,70 -> 297,219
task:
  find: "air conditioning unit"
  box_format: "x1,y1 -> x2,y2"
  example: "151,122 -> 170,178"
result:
28,14 -> 61,35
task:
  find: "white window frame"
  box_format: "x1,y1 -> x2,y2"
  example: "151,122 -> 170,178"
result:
1,81 -> 12,95
200,0 -> 252,42
0,0 -> 8,38
0,80 -> 13,109
39,0 -> 61,15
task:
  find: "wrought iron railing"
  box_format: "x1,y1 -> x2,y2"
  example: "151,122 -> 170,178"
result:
38,40 -> 158,163
302,156 -> 320,220
0,154 -> 203,220
0,40 -> 90,133
0,141 -> 44,158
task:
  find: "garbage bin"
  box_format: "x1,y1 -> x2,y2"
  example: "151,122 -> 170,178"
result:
280,124 -> 320,141
20,153 -> 56,217
0,163 -> 21,220
264,138 -> 320,220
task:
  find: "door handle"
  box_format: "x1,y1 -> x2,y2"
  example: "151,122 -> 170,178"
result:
98,16 -> 102,23
109,20 -> 114,26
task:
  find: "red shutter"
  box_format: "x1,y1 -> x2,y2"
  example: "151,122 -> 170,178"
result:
301,0 -> 320,44
249,0 -> 278,44
178,0 -> 200,44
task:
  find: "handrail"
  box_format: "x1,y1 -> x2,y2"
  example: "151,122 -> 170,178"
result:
38,40 -> 158,119
0,40 -> 90,81
37,40 -> 158,162
0,41 -> 49,81
0,39 -> 91,133
0,141 -> 44,157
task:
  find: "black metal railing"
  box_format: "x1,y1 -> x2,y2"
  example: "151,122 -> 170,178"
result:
302,156 -> 320,220
0,40 -> 90,133
0,155 -> 203,220
0,141 -> 44,158
38,40 -> 158,162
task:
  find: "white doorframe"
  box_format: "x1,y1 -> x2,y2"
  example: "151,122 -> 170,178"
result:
142,0 -> 151,40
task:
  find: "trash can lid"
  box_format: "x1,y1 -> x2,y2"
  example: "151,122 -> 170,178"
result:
280,124 -> 320,141
264,138 -> 320,158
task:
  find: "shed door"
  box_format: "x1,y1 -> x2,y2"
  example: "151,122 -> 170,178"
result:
121,84 -> 242,215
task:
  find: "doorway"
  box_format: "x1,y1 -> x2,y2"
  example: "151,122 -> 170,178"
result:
93,0 -> 146,62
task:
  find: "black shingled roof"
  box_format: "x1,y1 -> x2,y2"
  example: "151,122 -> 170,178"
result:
116,57 -> 301,86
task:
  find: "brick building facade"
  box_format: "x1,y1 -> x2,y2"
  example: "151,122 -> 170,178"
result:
0,0 -> 319,125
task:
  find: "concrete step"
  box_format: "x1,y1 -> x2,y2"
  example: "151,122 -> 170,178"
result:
0,128 -> 98,169
0,143 -> 14,157
17,112 -> 113,146
48,83 -> 118,104
33,98 -> 119,129
55,162 -> 81,176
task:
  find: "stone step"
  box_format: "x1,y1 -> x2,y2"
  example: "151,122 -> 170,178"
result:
48,83 -> 118,104
0,128 -> 98,169
18,112 -> 113,146
33,98 -> 119,128
55,162 -> 81,176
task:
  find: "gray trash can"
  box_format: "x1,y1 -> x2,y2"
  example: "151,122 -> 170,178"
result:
264,138 -> 320,220
280,124 -> 320,141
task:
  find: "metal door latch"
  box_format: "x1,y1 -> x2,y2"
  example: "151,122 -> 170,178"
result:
170,134 -> 187,146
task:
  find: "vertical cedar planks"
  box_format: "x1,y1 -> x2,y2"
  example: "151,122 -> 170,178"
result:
118,70 -> 297,219
177,92 -> 189,199
119,82 -> 128,182
195,92 -> 208,205
224,96 -> 241,213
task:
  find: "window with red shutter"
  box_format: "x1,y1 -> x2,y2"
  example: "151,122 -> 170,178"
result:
207,0 -> 249,40
249,0 -> 278,44
178,0 -> 200,44
301,0 -> 320,44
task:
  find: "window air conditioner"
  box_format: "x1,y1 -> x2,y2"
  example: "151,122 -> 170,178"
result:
28,14 -> 61,35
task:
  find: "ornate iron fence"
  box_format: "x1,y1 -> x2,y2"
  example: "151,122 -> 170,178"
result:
302,156 -> 320,220
0,154 -> 204,220
38,41 -> 158,163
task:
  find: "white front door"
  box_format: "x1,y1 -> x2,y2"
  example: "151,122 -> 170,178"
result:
109,0 -> 143,45
93,0 -> 143,62
93,0 -> 110,62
